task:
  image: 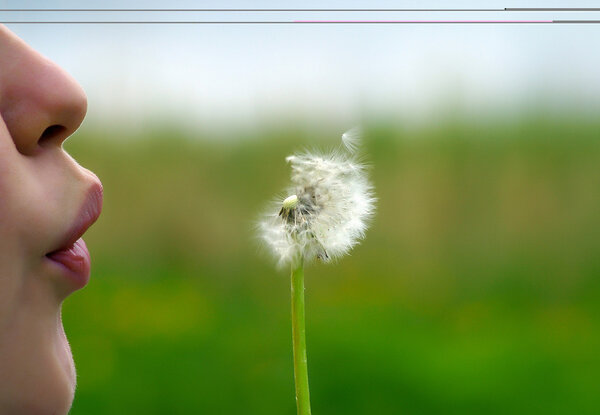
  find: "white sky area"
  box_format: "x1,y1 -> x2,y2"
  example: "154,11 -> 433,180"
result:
3,0 -> 600,135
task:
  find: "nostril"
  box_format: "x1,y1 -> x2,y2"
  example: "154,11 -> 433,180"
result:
38,125 -> 67,146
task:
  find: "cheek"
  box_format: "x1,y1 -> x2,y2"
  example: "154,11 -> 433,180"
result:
0,130 -> 28,261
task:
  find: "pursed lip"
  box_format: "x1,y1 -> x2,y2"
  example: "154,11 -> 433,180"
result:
45,180 -> 103,283
48,181 -> 103,253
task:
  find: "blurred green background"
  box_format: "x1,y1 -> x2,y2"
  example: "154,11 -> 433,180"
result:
63,117 -> 600,414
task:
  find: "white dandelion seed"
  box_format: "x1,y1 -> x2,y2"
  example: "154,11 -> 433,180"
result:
341,126 -> 362,154
259,129 -> 376,268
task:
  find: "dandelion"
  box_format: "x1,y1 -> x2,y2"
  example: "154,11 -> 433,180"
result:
258,129 -> 375,415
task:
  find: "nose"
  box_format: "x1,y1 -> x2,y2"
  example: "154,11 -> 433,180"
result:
0,26 -> 87,156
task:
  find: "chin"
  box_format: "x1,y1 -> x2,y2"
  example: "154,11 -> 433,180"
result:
1,392 -> 74,415
0,350 -> 76,414
0,293 -> 76,415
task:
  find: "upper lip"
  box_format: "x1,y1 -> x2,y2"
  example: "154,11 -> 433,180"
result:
46,181 -> 103,255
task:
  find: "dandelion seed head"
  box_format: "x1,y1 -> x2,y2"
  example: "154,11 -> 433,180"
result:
259,129 -> 376,268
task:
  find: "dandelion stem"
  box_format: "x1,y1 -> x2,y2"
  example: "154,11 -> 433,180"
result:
291,257 -> 312,415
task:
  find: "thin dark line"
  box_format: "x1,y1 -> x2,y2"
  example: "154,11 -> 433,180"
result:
1,21 -> 287,24
553,20 -> 600,23
1,21 -> 292,24
0,8 -> 506,12
295,21 -> 553,24
0,21 -> 561,24
506,8 -> 600,11
3,8 -> 600,13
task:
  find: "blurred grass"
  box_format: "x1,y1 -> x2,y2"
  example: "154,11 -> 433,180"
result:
63,117 -> 600,414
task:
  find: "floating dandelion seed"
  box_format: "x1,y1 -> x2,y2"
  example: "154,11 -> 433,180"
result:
259,129 -> 376,268
341,126 -> 362,153
257,129 -> 376,415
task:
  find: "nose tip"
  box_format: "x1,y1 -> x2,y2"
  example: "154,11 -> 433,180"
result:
0,26 -> 88,155
36,81 -> 88,148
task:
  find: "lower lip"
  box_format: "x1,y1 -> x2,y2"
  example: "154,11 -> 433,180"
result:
46,238 -> 91,287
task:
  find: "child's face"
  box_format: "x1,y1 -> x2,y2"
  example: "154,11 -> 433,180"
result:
0,25 -> 102,414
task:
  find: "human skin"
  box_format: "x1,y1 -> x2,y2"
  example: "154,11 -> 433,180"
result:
0,25 -> 102,414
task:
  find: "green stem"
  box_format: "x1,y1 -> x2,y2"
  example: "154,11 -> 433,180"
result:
291,257 -> 312,415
